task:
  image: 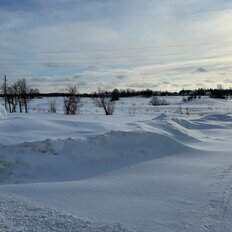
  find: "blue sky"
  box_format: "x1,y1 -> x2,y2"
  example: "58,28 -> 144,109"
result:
0,0 -> 232,92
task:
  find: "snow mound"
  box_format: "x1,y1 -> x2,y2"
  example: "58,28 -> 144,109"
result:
153,113 -> 168,121
171,117 -> 224,130
200,114 -> 232,122
87,130 -> 191,158
141,120 -> 200,143
0,105 -> 7,120
0,193 -> 134,232
0,129 -> 195,184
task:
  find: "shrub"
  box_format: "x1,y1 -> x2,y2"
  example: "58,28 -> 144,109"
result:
63,85 -> 81,115
150,96 -> 169,106
93,88 -> 115,115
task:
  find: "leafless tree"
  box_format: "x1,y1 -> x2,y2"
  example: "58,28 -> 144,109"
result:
0,81 -> 8,111
150,96 -> 169,106
0,81 -> 18,113
92,88 -> 115,115
1,78 -> 39,113
6,85 -> 15,113
11,82 -> 20,112
63,85 -> 81,115
17,78 -> 31,113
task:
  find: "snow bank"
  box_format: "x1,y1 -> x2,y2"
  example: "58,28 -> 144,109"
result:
1,112 -> 231,184
0,128 -> 195,184
1,109 -> 232,232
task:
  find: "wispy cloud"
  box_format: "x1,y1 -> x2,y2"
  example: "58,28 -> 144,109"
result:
1,0 -> 232,91
195,67 -> 208,73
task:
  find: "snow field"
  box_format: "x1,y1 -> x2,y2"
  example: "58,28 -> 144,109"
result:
0,96 -> 232,231
0,193 -> 133,232
0,105 -> 7,120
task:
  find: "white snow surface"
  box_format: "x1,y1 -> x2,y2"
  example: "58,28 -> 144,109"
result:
0,193 -> 133,232
0,105 -> 7,120
0,96 -> 232,232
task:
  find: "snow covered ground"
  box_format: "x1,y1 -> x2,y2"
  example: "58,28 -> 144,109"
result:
0,96 -> 232,231
0,193 -> 133,232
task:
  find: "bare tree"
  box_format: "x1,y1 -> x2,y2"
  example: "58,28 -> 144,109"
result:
63,85 -> 81,115
11,82 -> 20,112
92,88 -> 115,115
17,78 -> 30,113
0,80 -> 8,111
1,78 -> 39,113
150,96 -> 169,106
6,85 -> 14,113
0,81 -> 19,113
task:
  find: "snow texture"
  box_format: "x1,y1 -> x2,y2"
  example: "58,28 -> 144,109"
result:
0,96 -> 232,232
0,105 -> 7,120
0,193 -> 133,232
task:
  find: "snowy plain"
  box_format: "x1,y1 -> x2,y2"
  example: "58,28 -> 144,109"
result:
0,96 -> 232,231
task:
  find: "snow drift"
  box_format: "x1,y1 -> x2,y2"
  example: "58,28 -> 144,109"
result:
0,111 -> 229,184
0,128 -> 196,184
1,98 -> 232,232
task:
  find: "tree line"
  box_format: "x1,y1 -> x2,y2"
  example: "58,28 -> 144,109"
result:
1,82 -> 231,100
1,78 -> 231,115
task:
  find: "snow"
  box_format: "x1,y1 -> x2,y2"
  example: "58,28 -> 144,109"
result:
0,193 -> 133,232
0,105 -> 7,120
0,96 -> 232,231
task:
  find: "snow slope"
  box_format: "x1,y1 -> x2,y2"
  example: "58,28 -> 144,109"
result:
0,97 -> 232,231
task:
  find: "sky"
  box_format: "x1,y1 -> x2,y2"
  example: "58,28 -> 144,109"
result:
0,0 -> 232,93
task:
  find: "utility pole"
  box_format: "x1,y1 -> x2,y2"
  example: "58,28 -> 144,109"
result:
4,74 -> 7,110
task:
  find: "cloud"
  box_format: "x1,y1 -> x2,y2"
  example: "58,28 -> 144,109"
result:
78,81 -> 87,87
1,0 -> 232,92
129,82 -> 160,89
195,82 -> 205,87
204,79 -> 214,83
170,83 -> 194,88
195,67 -> 208,73
223,78 -> 232,83
72,75 -> 82,80
44,63 -> 68,68
0,0 -> 39,12
116,75 -> 126,80
161,81 -> 170,85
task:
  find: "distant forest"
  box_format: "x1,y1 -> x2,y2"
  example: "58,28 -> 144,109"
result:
0,85 -> 232,99
0,78 -> 231,114
0,77 -> 231,100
